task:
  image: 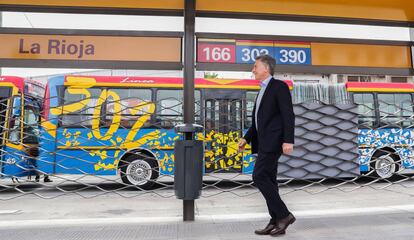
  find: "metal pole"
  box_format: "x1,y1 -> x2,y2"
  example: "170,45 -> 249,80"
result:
183,0 -> 196,221
0,12 -> 2,75
184,0 -> 195,126
410,28 -> 414,77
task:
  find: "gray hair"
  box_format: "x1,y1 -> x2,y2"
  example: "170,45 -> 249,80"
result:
255,54 -> 276,76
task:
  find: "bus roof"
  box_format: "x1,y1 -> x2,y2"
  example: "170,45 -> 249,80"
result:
60,75 -> 293,90
0,76 -> 25,92
345,82 -> 414,93
0,76 -> 44,97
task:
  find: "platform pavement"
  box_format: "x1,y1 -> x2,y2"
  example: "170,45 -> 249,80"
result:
0,182 -> 413,239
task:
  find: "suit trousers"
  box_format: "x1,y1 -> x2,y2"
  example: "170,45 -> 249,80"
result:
253,151 -> 290,223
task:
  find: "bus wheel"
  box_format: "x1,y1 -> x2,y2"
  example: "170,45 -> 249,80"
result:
371,152 -> 399,179
119,155 -> 159,190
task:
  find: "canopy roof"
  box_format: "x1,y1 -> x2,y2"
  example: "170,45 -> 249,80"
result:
1,0 -> 413,24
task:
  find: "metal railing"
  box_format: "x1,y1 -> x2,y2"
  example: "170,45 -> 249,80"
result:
0,95 -> 413,200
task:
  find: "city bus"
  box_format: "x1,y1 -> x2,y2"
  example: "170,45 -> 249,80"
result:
38,75 -> 414,189
39,75 -> 275,189
346,82 -> 414,179
0,76 -> 44,180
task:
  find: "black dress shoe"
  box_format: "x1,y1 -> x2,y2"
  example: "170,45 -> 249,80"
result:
254,222 -> 277,235
44,176 -> 53,183
270,213 -> 296,236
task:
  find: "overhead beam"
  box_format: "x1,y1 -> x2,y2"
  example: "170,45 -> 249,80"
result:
1,0 -> 414,26
0,0 -> 183,16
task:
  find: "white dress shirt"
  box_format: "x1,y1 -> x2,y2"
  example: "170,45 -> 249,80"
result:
255,76 -> 272,131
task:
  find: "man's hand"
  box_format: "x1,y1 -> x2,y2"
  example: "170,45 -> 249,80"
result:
282,143 -> 293,155
238,138 -> 247,152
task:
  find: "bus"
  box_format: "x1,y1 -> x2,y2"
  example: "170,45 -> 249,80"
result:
0,76 -> 44,180
347,82 -> 414,179
39,75 -> 286,189
38,75 -> 414,189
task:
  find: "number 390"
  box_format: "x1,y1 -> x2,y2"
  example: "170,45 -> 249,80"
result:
279,49 -> 307,64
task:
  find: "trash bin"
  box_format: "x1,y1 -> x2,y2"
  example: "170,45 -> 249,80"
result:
174,124 -> 204,200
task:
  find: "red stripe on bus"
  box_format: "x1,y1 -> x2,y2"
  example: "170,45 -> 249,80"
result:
64,76 -> 293,89
346,82 -> 414,90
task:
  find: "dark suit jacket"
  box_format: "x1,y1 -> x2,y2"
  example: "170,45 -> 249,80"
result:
243,78 -> 295,154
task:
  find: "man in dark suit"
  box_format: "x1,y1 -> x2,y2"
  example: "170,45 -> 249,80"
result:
238,54 -> 295,237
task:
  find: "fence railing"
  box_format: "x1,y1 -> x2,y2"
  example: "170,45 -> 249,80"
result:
0,95 -> 413,200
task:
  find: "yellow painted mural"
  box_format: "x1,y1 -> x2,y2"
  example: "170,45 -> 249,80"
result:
49,81 -> 254,174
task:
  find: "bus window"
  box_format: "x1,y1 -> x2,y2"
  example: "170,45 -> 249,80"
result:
61,88 -> 103,127
8,96 -> 22,143
205,99 -> 242,133
352,93 -> 376,128
156,90 -> 200,129
229,100 -> 242,131
0,87 -> 12,145
244,91 -> 257,129
8,118 -> 20,143
195,91 -> 202,125
378,93 -> 413,128
23,107 -> 40,143
106,88 -> 152,128
401,96 -> 414,128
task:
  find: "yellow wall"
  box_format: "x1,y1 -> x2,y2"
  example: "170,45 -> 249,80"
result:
2,1 -> 414,22
197,0 -> 414,22
311,43 -> 412,68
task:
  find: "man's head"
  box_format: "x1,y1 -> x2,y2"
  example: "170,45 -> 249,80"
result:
252,54 -> 276,81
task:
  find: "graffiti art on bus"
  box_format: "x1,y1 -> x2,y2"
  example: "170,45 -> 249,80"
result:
358,129 -> 414,170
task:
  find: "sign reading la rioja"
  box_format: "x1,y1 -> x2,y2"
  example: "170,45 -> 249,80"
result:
19,39 -> 95,59
0,33 -> 181,63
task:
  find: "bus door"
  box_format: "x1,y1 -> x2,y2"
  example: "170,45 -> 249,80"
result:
204,89 -> 244,173
2,93 -> 37,178
0,87 -> 12,171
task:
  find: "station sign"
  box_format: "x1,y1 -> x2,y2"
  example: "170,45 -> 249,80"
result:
0,34 -> 181,62
274,42 -> 311,65
197,38 -> 311,65
197,39 -> 236,63
236,40 -> 274,64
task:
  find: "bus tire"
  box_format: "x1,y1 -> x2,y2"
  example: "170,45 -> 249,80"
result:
370,150 -> 399,179
119,154 -> 159,190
